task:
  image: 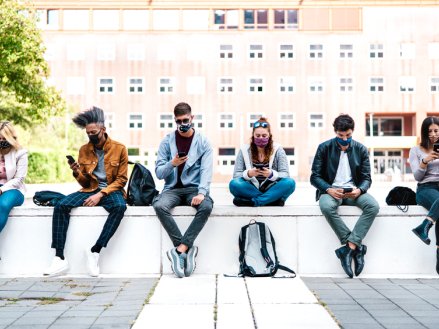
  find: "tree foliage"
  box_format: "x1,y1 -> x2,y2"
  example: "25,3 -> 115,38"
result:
0,0 -> 65,127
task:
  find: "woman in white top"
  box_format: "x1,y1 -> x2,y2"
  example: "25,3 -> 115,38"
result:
0,122 -> 28,236
409,116 -> 439,274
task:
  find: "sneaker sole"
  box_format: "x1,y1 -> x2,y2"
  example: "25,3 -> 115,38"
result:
43,266 -> 68,277
412,229 -> 431,245
167,251 -> 184,278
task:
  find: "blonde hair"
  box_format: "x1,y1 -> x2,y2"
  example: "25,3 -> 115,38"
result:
0,122 -> 21,150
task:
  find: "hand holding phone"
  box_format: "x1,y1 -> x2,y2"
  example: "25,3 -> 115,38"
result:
434,143 -> 439,153
178,151 -> 187,158
66,155 -> 75,165
254,163 -> 269,169
342,187 -> 353,194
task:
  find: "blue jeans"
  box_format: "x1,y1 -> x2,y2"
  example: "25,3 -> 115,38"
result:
229,177 -> 296,206
0,189 -> 25,232
416,182 -> 439,245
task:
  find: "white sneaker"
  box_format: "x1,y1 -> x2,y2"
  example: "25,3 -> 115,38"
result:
86,250 -> 100,277
43,256 -> 69,277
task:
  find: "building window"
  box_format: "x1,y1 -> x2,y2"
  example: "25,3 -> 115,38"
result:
400,43 -> 415,59
187,77 -> 205,95
273,9 -> 298,29
127,44 -> 145,61
366,117 -> 403,136
279,44 -> 294,59
309,114 -> 324,129
248,114 -> 264,128
66,77 -> 85,95
193,114 -> 203,129
63,10 -> 89,30
36,9 -> 59,29
159,78 -> 175,93
187,44 -> 207,61
309,78 -> 324,93
399,77 -> 416,93
217,147 -> 236,174
309,44 -> 323,59
213,9 -> 238,29
339,44 -> 353,59
340,77 -> 354,92
98,78 -> 114,93
157,44 -> 175,61
66,45 -> 85,61
218,78 -> 234,93
104,112 -> 114,130
370,77 -> 384,92
428,43 -> 439,59
220,44 -> 233,59
97,44 -> 115,61
129,114 -> 143,129
152,10 -> 179,30
123,10 -> 149,30
249,44 -> 264,59
93,10 -> 119,30
243,9 -> 268,29
128,78 -> 144,93
159,114 -> 174,129
369,44 -> 384,58
249,78 -> 264,93
279,77 -> 295,93
219,113 -> 235,129
430,77 -> 439,93
182,10 -> 209,30
279,113 -> 295,129
284,147 -> 297,175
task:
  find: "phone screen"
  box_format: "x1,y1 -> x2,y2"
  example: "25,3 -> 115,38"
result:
434,143 -> 439,153
66,155 -> 75,164
178,152 -> 186,157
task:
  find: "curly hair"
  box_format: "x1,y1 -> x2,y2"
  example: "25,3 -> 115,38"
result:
72,106 -> 105,128
250,117 -> 273,164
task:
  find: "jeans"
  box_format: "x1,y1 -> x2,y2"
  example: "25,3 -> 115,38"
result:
416,182 -> 439,245
51,190 -> 127,251
152,187 -> 213,248
0,189 -> 24,232
319,193 -> 380,247
229,177 -> 296,206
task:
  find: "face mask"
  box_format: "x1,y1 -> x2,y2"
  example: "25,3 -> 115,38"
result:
88,130 -> 102,145
0,140 -> 11,149
336,137 -> 352,146
254,137 -> 270,148
178,123 -> 192,133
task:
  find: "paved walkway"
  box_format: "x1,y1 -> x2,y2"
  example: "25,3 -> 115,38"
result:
303,277 -> 439,329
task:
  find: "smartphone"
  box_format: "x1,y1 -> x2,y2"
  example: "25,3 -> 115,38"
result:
342,187 -> 353,194
178,151 -> 187,158
254,163 -> 269,169
66,155 -> 75,165
434,143 -> 439,153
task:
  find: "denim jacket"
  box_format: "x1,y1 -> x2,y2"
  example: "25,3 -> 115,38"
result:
155,130 -> 213,196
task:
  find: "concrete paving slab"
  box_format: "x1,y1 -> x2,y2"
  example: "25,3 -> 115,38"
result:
216,304 -> 254,329
216,276 -> 249,304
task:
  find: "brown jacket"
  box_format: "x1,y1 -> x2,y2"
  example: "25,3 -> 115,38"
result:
74,135 -> 128,197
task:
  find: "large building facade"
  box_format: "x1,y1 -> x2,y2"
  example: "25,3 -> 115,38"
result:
33,0 -> 439,182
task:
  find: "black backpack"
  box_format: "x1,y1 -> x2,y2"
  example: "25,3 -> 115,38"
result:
127,162 -> 158,206
33,191 -> 66,207
385,186 -> 417,212
238,220 -> 296,277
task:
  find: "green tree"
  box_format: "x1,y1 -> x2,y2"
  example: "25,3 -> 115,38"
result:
0,0 -> 65,127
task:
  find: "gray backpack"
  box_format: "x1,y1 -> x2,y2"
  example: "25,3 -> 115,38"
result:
238,220 -> 296,277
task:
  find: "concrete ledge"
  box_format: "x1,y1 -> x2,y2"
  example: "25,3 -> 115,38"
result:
1,205 -> 433,276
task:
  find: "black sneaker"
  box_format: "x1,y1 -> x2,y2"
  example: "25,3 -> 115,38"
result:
233,197 -> 254,207
265,199 -> 285,207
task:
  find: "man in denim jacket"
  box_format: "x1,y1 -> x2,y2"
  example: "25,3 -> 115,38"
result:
153,102 -> 213,278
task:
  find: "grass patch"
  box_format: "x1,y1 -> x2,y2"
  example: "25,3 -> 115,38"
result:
37,297 -> 65,305
72,292 -> 94,297
143,277 -> 161,305
104,303 -> 113,309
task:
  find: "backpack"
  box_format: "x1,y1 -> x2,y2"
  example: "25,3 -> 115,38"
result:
238,219 -> 296,277
385,186 -> 417,212
127,162 -> 158,206
33,191 -> 66,207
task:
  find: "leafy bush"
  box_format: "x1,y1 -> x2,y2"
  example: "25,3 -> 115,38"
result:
27,151 -> 75,183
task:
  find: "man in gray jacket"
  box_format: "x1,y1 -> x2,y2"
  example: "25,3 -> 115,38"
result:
153,102 -> 213,278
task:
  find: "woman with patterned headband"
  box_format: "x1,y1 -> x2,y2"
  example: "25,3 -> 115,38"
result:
229,117 -> 295,207
0,122 -> 28,244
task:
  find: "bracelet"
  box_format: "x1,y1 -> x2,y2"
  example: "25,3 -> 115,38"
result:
421,158 -> 428,165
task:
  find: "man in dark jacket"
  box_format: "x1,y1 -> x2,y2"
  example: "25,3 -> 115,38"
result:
310,114 -> 379,278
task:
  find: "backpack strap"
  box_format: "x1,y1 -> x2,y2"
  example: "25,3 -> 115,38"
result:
237,224 -> 249,276
274,264 -> 296,278
257,222 -> 275,268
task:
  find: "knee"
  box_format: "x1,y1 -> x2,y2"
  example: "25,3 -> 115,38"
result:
197,198 -> 213,214
229,178 -> 242,194
110,203 -> 127,214
319,197 -> 337,215
365,200 -> 380,216
281,178 -> 296,195
152,198 -> 170,214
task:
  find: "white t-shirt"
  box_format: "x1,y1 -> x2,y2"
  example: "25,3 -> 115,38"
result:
332,151 -> 355,188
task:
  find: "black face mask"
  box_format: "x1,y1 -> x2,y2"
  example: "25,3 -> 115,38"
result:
0,140 -> 11,149
88,130 -> 102,145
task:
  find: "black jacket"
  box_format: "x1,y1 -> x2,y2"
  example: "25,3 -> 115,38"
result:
310,138 -> 372,201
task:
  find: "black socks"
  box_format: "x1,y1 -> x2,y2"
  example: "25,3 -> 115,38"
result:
56,249 -> 64,260
91,244 -> 102,254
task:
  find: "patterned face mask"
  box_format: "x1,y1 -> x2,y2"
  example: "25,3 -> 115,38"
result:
0,140 -> 11,149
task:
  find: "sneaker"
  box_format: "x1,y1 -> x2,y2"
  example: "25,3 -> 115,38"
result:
265,199 -> 285,207
166,248 -> 186,278
43,256 -> 69,277
86,250 -> 100,277
233,197 -> 254,207
185,246 -> 199,277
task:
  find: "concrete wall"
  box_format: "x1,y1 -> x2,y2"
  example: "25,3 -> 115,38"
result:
0,205 -> 435,277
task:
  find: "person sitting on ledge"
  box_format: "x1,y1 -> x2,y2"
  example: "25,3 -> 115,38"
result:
43,106 -> 128,277
310,114 -> 379,278
229,117 -> 296,207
